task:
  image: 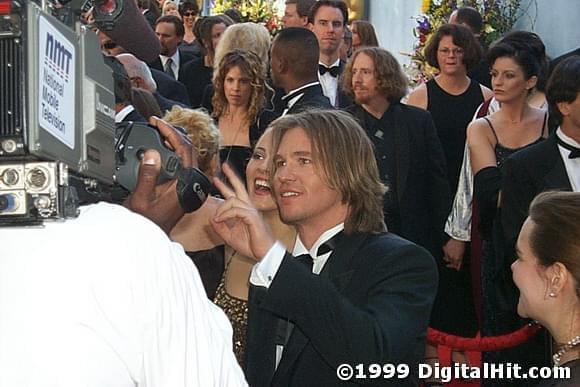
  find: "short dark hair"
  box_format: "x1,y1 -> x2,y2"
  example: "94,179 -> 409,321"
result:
178,1 -> 200,16
224,8 -> 243,23
286,0 -> 317,18
155,15 -> 185,38
455,6 -> 483,34
424,23 -> 482,71
273,27 -> 320,82
546,56 -> 580,125
343,47 -> 408,103
491,31 -> 549,91
308,0 -> 348,26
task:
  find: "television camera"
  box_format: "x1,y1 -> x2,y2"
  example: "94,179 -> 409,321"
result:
0,0 -> 210,226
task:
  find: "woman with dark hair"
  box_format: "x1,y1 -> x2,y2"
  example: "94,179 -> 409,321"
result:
178,1 -> 202,56
467,31 -> 549,369
182,15 -> 233,108
351,20 -> 379,51
213,49 -> 267,181
512,191 -> 580,385
407,23 -> 492,369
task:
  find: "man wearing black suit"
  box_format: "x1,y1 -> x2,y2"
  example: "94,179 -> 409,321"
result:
212,110 -> 438,386
151,68 -> 191,106
308,1 -> 352,109
149,15 -> 195,84
270,27 -> 332,117
343,47 -> 451,261
501,56 -> 580,265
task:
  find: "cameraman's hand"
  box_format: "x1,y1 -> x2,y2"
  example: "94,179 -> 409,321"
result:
211,164 -> 275,260
124,117 -> 196,234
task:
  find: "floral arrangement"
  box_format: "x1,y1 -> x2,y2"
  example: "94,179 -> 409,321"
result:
211,0 -> 282,36
404,0 -> 522,87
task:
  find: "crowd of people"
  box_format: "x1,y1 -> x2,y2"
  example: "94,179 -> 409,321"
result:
1,0 -> 580,386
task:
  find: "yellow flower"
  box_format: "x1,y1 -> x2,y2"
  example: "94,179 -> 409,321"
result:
422,0 -> 431,13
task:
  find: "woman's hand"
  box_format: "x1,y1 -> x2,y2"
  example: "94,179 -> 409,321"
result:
211,163 -> 276,260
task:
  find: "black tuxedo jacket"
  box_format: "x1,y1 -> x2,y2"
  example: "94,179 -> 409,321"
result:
245,232 -> 438,386
154,91 -> 187,113
285,83 -> 332,115
346,103 -> 451,258
501,135 -> 573,263
148,50 -> 196,84
336,60 -> 353,108
150,68 -> 191,106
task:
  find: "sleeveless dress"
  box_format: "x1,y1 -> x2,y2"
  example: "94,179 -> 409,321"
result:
427,78 -> 485,193
480,115 -> 545,336
213,256 -> 249,366
426,78 -> 484,337
479,115 -> 546,383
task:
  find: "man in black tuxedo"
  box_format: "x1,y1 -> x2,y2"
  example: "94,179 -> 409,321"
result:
343,47 -> 451,261
211,110 -> 438,386
501,56 -> 580,265
308,1 -> 352,108
149,15 -> 195,84
270,27 -> 332,116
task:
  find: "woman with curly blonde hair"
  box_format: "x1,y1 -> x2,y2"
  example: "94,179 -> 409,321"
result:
212,49 -> 267,181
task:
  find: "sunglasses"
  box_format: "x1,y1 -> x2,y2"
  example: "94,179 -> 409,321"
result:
182,11 -> 196,17
103,41 -> 118,50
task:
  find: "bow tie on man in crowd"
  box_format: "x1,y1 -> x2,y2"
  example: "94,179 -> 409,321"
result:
319,64 -> 340,77
557,135 -> 580,159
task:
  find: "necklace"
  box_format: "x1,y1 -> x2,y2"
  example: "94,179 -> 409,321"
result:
553,335 -> 580,366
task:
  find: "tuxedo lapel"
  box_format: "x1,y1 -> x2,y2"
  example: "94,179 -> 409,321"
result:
542,136 -> 573,190
390,104 -> 410,204
271,233 -> 369,384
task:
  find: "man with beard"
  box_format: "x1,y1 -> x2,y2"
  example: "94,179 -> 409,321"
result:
343,47 -> 451,263
149,15 -> 196,84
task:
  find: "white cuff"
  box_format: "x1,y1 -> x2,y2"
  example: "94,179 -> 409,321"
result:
249,241 -> 287,288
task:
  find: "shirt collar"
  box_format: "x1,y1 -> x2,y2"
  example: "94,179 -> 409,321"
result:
115,104 -> 135,123
557,127 -> 580,148
319,58 -> 341,69
282,81 -> 320,101
160,50 -> 180,67
292,223 -> 345,258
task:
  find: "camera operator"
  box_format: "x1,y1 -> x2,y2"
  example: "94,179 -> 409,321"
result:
0,114 -> 247,386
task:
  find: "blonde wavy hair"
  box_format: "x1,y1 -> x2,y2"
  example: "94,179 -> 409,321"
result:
212,22 -> 271,78
162,106 -> 221,176
212,49 -> 266,126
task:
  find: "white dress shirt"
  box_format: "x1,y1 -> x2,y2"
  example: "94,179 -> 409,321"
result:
160,50 -> 181,80
556,127 -> 580,192
249,223 -> 344,368
250,222 -> 344,288
0,203 -> 247,387
318,58 -> 341,107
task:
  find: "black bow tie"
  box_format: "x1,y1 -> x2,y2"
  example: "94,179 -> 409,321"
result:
295,231 -> 344,271
557,135 -> 580,159
319,64 -> 340,77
